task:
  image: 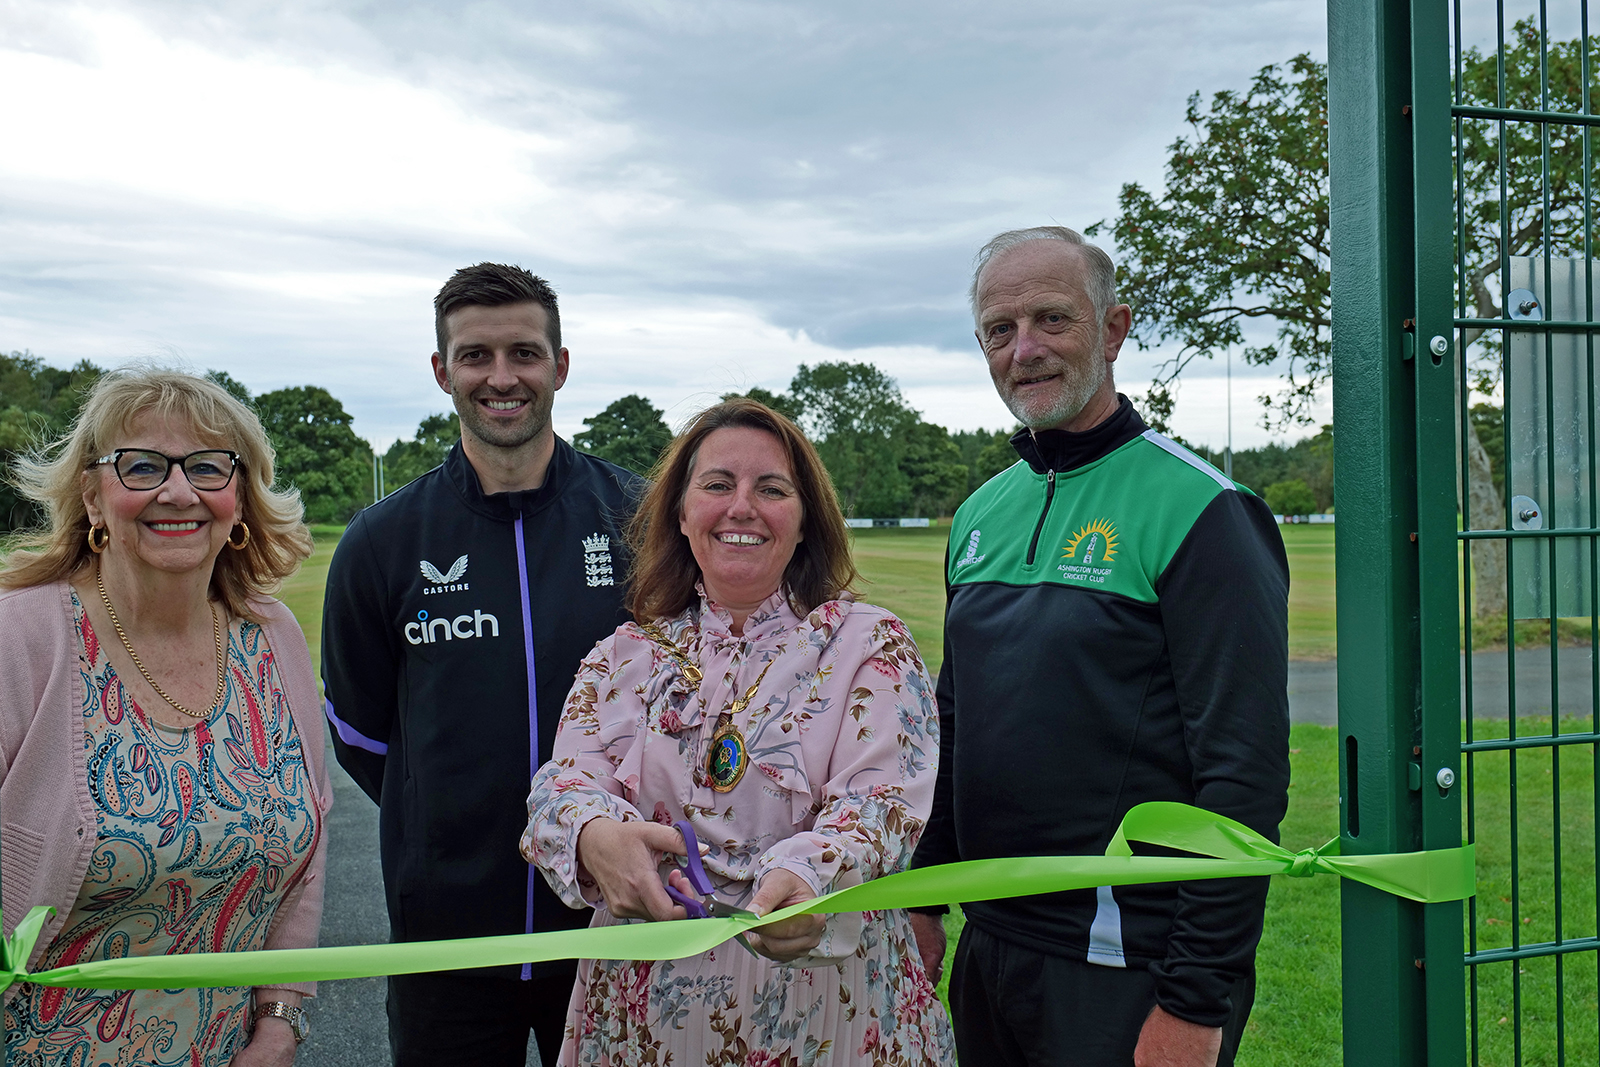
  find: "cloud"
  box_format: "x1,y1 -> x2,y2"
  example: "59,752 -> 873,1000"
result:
0,6 -> 629,241
0,0 -> 1329,453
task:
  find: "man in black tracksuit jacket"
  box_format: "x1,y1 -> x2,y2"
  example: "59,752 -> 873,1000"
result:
909,229 -> 1290,1067
322,265 -> 642,1066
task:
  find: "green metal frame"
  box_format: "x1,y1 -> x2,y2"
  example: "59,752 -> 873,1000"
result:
1453,4 -> 1599,1064
1334,1 -> 1600,1062
1330,0 -> 1466,1064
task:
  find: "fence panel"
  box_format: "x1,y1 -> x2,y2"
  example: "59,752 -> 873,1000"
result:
1332,0 -> 1600,1062
1450,2 -> 1600,1063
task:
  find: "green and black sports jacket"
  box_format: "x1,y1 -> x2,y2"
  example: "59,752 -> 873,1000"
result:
912,397 -> 1290,1028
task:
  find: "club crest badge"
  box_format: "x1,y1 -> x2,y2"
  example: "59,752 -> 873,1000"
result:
1063,520 -> 1119,565
1059,519 -> 1120,586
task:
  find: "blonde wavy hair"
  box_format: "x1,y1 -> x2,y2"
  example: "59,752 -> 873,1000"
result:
0,366 -> 314,621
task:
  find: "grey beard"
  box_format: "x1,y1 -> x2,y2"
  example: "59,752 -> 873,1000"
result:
1006,351 -> 1108,430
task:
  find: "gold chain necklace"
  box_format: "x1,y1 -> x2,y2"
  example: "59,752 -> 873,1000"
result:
640,622 -> 773,792
96,568 -> 227,721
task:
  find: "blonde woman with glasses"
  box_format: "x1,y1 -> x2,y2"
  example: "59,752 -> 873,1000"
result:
0,366 -> 330,1067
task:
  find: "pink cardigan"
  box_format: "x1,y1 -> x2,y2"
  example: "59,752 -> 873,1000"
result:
0,580 -> 331,997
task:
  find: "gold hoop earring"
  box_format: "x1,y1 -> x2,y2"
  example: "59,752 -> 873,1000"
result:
87,525 -> 109,554
227,522 -> 251,551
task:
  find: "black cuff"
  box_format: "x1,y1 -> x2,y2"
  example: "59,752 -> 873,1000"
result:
1148,961 -> 1238,1029
907,904 -> 950,916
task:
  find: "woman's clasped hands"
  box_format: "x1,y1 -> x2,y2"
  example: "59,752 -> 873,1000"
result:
576,817 -> 826,962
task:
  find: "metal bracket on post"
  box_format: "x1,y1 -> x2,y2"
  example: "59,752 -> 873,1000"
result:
1511,495 -> 1543,530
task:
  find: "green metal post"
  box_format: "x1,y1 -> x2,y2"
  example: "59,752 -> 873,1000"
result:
1406,0 -> 1468,1061
1329,0 -> 1466,1063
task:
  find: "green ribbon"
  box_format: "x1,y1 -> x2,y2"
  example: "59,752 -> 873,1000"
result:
0,802 -> 1474,993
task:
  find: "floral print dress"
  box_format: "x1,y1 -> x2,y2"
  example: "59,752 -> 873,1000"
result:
523,589 -> 955,1067
5,593 -> 321,1067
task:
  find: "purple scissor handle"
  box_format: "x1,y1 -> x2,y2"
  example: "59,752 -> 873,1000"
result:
665,820 -> 759,957
664,820 -> 715,918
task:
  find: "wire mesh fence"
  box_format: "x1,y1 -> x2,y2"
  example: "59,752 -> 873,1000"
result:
1451,3 -> 1600,1061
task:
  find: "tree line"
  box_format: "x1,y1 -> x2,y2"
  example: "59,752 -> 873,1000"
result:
0,354 -> 377,527
1098,23 -> 1594,615
573,363 -> 1014,519
0,347 -> 1455,533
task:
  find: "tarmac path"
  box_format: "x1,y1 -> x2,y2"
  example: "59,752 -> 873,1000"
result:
1287,647 -> 1600,725
300,744 -> 549,1066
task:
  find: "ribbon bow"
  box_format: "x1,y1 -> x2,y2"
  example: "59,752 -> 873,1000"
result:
1102,801 -> 1474,903
0,901 -> 53,995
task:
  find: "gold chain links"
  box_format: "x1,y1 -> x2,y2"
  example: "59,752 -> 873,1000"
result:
96,568 -> 227,720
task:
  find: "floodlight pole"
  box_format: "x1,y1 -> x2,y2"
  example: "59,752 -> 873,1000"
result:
1225,349 -> 1233,479
372,453 -> 387,504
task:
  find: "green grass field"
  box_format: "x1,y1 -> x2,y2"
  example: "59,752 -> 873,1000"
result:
275,522 -> 1595,1064
848,526 -> 953,673
851,522 -> 1338,670
1281,525 -> 1336,660
277,524 -> 343,680
281,520 -> 1341,679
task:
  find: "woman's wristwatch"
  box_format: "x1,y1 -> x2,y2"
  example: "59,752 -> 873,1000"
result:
254,1000 -> 310,1044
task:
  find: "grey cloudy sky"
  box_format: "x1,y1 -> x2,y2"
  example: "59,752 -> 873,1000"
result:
1,0 -> 1327,450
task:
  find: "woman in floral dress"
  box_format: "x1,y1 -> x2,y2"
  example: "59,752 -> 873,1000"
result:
524,398 -> 954,1066
0,368 -> 329,1067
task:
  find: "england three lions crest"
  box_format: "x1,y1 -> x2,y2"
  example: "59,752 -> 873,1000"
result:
582,533 -> 615,587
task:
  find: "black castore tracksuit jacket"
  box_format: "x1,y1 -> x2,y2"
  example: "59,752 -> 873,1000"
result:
322,438 -> 641,979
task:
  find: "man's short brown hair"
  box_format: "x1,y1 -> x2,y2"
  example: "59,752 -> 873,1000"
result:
433,263 -> 562,358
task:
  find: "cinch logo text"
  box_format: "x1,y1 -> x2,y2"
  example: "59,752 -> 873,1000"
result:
404,608 -> 500,645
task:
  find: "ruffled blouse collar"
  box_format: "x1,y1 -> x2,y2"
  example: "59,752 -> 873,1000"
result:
695,583 -> 798,645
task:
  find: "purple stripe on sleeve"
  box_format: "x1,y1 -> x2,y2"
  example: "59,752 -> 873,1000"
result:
323,697 -> 389,755
513,515 -> 540,981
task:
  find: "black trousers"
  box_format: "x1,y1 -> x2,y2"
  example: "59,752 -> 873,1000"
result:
387,964 -> 577,1067
949,924 -> 1255,1067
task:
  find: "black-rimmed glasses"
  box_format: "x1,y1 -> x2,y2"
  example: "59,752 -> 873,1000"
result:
92,449 -> 241,491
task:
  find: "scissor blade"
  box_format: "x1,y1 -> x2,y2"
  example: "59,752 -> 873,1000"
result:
706,902 -> 761,958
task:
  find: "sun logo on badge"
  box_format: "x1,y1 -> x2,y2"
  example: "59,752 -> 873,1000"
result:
1063,519 -> 1119,566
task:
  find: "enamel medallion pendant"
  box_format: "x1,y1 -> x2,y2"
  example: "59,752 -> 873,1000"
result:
707,719 -> 748,792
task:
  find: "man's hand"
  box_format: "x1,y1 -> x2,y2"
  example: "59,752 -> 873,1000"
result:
575,818 -> 691,921
743,868 -> 825,962
908,912 -> 947,984
1133,1005 -> 1223,1067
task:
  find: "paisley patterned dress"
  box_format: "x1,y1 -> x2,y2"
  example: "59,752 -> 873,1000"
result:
4,593 -> 321,1067
524,589 -> 956,1067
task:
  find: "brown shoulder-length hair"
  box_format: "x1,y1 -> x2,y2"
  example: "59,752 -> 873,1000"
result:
627,397 -> 857,623
0,365 -> 314,622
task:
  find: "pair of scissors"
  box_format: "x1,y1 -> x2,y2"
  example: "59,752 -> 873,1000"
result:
664,820 -> 759,958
